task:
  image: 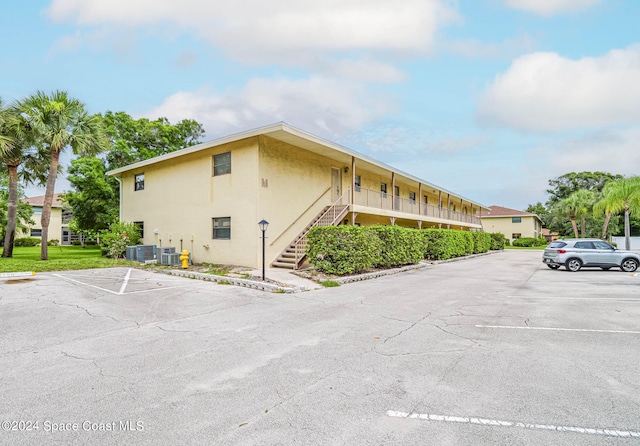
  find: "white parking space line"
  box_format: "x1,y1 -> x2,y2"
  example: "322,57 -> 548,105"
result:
510,295 -> 640,302
476,325 -> 640,334
118,268 -> 133,294
387,411 -> 640,438
52,273 -> 204,296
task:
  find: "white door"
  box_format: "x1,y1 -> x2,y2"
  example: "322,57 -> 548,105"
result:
331,168 -> 341,202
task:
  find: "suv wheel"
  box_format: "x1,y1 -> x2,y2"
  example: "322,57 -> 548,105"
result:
620,258 -> 639,272
565,258 -> 582,272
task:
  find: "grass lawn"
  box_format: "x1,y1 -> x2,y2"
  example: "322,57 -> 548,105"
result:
0,245 -> 134,273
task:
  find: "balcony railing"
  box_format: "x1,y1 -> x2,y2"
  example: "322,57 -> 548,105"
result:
351,187 -> 480,226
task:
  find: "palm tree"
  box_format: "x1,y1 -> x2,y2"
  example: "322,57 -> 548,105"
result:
593,176 -> 640,250
20,91 -> 109,260
1,98 -> 48,257
555,189 -> 595,238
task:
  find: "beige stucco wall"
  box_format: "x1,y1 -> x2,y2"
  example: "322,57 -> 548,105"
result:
120,137 -> 261,266
481,216 -> 541,243
19,207 -> 63,242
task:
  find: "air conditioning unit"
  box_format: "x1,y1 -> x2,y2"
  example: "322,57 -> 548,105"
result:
156,247 -> 175,259
125,246 -> 137,261
135,244 -> 156,262
162,253 -> 182,266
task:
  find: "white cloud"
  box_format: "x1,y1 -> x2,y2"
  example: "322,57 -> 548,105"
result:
46,0 -> 457,63
504,0 -> 602,16
477,45 -> 640,133
141,76 -> 395,138
424,134 -> 492,154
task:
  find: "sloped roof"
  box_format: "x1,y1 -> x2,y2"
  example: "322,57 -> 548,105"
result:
24,194 -> 63,208
107,122 -> 490,211
477,205 -> 538,218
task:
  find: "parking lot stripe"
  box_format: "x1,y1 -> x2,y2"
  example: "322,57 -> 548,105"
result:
118,268 -> 133,294
52,274 -> 120,295
386,411 -> 640,438
511,295 -> 640,302
476,325 -> 640,334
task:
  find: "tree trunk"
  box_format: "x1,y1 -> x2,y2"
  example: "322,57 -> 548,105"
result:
2,164 -> 19,258
601,212 -> 611,240
40,148 -> 61,260
570,215 -> 579,238
624,208 -> 631,251
580,218 -> 586,238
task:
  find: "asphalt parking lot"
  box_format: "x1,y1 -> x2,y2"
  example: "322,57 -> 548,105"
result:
1,250 -> 639,445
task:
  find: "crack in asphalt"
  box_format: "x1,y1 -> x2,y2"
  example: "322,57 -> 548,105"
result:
383,313 -> 432,344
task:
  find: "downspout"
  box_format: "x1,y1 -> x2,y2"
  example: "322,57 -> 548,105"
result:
114,176 -> 123,221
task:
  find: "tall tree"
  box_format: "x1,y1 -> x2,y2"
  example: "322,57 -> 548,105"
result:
62,157 -> 119,236
546,172 -> 623,206
593,176 -> 640,250
20,91 -> 109,260
555,189 -> 596,238
103,111 -> 204,170
0,174 -> 35,244
525,202 -> 549,227
0,98 -> 45,256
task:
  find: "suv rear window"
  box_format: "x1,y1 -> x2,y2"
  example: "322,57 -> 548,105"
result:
548,241 -> 567,248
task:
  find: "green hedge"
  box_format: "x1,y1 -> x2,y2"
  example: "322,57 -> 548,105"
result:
307,226 -> 493,274
512,236 -> 548,247
489,233 -> 507,250
307,226 -> 381,275
14,237 -> 41,247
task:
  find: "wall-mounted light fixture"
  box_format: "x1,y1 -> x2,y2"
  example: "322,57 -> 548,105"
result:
344,166 -> 349,174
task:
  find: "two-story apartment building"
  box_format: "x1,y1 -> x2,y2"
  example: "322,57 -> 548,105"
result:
107,123 -> 489,269
478,205 -> 543,244
21,194 -> 74,245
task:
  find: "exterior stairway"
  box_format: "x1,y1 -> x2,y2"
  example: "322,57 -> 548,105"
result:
272,201 -> 349,270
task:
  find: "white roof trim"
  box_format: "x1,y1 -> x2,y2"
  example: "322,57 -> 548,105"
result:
106,122 -> 489,210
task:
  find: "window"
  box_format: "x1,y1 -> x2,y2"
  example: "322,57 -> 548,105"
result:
409,191 -> 416,203
213,152 -> 231,176
549,241 -> 566,249
593,241 -> 614,250
354,175 -> 361,192
394,186 -> 400,197
512,233 -> 521,239
574,241 -> 595,249
213,217 -> 231,239
423,195 -> 428,205
134,173 -> 145,191
134,221 -> 144,240
512,217 -> 522,223
380,183 -> 387,197
32,206 -> 42,215
30,229 -> 42,237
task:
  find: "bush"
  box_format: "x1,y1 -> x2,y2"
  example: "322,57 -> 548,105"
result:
472,231 -> 492,254
99,222 -> 142,259
307,226 -> 381,275
369,225 -> 425,268
489,233 -> 507,250
512,237 -> 537,247
14,237 -> 40,247
422,229 -> 470,260
47,239 -> 60,246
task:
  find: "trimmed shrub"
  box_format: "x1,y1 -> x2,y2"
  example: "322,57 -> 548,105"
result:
47,239 -> 60,246
99,221 -> 142,259
472,231 -> 492,254
422,229 -> 470,260
307,226 -> 382,275
14,237 -> 40,247
369,225 -> 425,268
489,233 -> 507,250
512,237 -> 547,247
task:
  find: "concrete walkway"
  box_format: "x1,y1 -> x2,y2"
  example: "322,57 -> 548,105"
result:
247,267 -> 323,290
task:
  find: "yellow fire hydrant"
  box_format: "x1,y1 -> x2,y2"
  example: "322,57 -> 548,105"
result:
179,249 -> 189,269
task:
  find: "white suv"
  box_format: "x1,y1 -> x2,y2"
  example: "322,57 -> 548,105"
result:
542,238 -> 639,272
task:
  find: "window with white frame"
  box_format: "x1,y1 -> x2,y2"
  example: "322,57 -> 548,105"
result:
134,173 -> 145,191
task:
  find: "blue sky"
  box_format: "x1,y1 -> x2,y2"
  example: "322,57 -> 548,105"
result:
2,0 -> 639,209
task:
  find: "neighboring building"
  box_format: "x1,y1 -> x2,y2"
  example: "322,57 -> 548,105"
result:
478,205 -> 543,244
21,194 -> 74,245
541,228 -> 559,242
107,123 -> 489,269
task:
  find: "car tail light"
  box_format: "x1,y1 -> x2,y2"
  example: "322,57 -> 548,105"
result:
557,249 -> 566,254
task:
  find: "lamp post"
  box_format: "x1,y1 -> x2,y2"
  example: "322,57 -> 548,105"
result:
258,219 -> 269,281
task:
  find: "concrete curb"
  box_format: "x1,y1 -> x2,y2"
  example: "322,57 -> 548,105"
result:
162,251 -> 501,292
161,269 -> 307,294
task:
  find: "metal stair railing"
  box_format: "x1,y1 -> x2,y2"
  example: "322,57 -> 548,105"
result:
292,194 -> 347,268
